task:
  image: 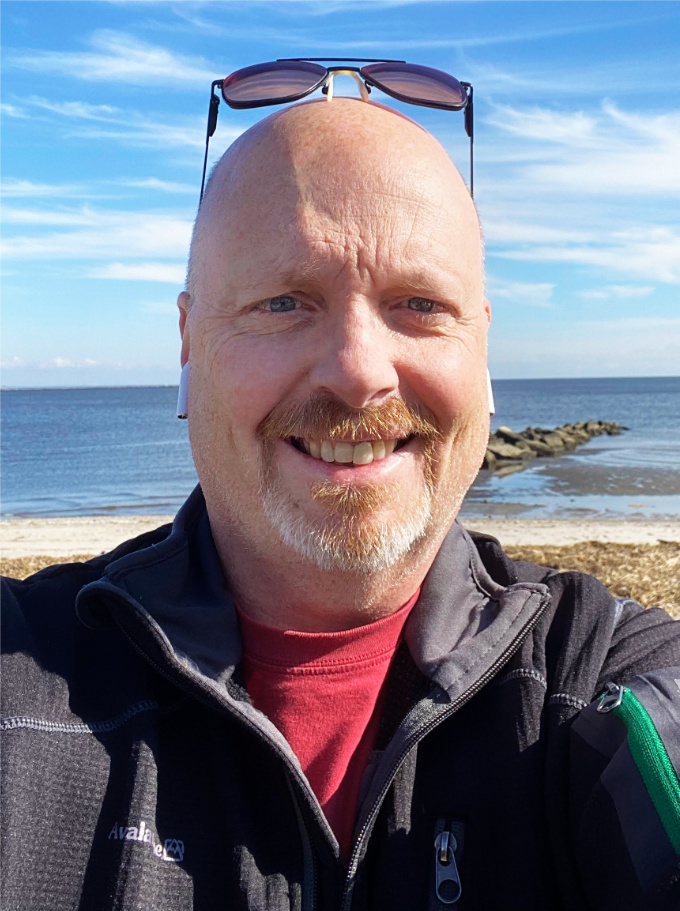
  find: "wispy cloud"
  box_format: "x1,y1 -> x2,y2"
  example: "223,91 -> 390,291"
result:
0,102 -> 28,119
1,177 -> 195,202
26,97 -> 122,120
19,94 -> 223,152
7,30 -> 214,86
119,178 -> 196,194
486,102 -> 680,196
474,97 -> 680,288
497,228 -> 680,285
1,209 -> 192,262
90,262 -> 186,283
486,278 -> 554,308
579,284 -> 656,301
1,179 -> 90,199
1,356 -> 100,370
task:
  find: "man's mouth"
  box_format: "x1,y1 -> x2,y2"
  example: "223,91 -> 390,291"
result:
288,436 -> 413,465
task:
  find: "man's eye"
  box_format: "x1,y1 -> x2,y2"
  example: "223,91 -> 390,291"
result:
406,297 -> 437,313
262,295 -> 298,313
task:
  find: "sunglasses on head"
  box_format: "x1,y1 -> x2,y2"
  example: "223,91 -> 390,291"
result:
199,58 -> 474,202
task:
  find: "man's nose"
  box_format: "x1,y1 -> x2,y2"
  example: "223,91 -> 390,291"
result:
308,303 -> 400,409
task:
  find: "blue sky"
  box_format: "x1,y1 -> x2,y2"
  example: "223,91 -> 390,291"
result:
2,0 -> 679,386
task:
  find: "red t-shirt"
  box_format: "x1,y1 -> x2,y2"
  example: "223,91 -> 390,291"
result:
237,592 -> 419,862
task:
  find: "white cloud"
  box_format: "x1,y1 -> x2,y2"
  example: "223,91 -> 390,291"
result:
498,227 -> 680,284
21,94 -> 218,152
483,218 -> 597,247
579,285 -> 656,301
90,262 -> 186,283
8,30 -> 214,86
1,210 -> 192,261
486,102 -> 680,196
7,357 -> 102,370
1,206 -> 101,226
487,107 -> 597,147
120,178 -> 196,194
0,102 -> 28,119
1,180 -> 89,199
26,97 -> 121,120
486,279 -> 554,308
44,357 -> 99,369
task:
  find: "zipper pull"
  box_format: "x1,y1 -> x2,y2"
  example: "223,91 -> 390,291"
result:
597,681 -> 625,713
434,830 -> 462,905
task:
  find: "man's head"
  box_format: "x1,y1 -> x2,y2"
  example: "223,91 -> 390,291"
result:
178,98 -> 490,583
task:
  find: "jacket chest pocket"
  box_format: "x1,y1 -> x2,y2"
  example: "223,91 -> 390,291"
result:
431,818 -> 464,909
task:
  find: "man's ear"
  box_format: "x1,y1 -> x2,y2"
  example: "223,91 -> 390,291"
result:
484,296 -> 492,324
178,291 -> 191,366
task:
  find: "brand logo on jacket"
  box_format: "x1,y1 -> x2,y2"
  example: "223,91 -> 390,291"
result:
108,820 -> 184,863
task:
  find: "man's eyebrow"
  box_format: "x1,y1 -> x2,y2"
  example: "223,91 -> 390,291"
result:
235,260 -> 467,302
280,263 -> 325,288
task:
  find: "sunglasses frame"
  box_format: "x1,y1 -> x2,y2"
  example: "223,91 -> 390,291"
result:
199,57 -> 474,202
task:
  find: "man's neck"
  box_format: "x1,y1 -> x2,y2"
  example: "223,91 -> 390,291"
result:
210,522 -> 444,632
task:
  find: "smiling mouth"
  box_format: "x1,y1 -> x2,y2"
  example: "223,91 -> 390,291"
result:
288,436 -> 414,465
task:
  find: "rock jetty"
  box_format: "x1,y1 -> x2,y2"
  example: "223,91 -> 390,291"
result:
483,420 -> 628,473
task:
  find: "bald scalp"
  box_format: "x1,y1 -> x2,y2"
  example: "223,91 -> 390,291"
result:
186,98 -> 481,305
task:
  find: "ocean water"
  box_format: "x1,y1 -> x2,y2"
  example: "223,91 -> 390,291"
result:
1,378 -> 679,519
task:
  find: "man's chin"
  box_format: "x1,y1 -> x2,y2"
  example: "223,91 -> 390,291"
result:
262,487 -> 433,574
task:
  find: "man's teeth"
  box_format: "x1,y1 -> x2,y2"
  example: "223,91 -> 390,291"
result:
300,438 -> 398,464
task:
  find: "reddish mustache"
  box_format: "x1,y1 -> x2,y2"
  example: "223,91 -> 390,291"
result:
258,393 -> 441,443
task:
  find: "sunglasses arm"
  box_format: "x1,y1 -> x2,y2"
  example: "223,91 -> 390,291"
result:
461,83 -> 474,198
200,81 -> 223,204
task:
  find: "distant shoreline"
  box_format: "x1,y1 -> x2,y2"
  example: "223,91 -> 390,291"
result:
2,374 -> 679,392
0,373 -> 680,394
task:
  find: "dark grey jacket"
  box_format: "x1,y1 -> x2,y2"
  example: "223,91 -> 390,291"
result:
3,486 -> 680,910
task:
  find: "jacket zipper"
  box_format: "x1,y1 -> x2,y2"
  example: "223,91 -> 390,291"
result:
598,682 -> 680,854
339,595 -> 549,910
433,821 -> 464,906
108,588 -> 547,911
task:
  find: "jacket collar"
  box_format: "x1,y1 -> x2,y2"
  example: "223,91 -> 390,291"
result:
77,486 -> 550,700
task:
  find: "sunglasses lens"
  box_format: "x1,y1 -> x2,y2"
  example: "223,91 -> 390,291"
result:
222,60 -> 327,106
362,63 -> 467,109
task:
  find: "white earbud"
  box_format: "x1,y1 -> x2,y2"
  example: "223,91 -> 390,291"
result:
177,363 -> 189,419
487,368 -> 495,415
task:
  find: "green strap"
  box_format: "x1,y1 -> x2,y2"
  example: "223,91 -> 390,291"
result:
614,689 -> 680,855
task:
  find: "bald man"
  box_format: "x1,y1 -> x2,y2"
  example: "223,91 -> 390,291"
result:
3,99 -> 680,911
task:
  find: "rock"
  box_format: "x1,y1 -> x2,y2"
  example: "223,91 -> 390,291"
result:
540,432 -> 566,451
486,439 -> 531,460
553,430 -> 579,449
496,426 -> 526,445
482,419 -> 628,475
522,438 -> 555,456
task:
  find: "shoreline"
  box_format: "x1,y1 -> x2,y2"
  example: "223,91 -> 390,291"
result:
2,514 -> 679,559
2,514 -> 677,616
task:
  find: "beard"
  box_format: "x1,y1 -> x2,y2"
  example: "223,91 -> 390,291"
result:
257,393 -> 441,574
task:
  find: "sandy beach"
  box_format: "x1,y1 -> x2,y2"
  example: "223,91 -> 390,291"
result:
2,514 -> 679,616
2,514 -> 680,559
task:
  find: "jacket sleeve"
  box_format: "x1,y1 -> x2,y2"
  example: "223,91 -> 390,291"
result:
570,666 -> 680,910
